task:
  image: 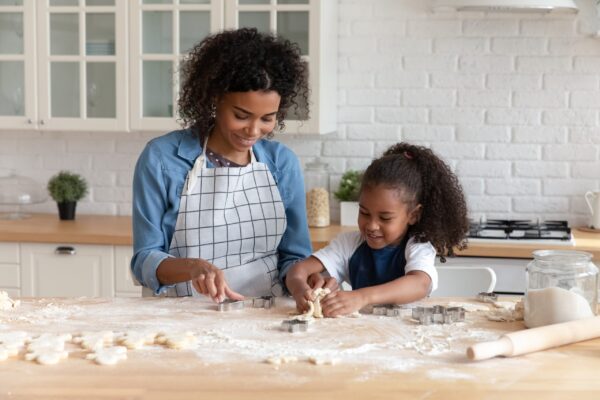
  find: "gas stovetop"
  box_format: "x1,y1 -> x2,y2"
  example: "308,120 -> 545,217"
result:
468,219 -> 574,245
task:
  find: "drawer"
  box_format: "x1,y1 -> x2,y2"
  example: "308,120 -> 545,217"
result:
0,264 -> 20,287
0,243 -> 19,263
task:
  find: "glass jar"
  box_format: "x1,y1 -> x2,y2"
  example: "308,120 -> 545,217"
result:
304,159 -> 330,228
524,250 -> 598,328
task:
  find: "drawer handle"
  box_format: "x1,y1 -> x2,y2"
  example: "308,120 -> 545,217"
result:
55,246 -> 76,255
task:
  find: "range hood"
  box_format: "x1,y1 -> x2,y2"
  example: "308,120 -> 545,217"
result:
433,0 -> 579,13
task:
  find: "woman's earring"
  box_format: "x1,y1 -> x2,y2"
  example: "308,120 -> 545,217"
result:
210,104 -> 216,119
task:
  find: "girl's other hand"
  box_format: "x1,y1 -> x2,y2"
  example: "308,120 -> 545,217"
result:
307,273 -> 339,293
190,260 -> 245,303
320,290 -> 366,317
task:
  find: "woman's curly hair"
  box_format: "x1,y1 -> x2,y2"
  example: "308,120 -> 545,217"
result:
178,28 -> 309,137
361,143 -> 469,261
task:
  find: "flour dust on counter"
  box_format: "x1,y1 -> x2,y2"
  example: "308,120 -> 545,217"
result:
0,296 -> 535,380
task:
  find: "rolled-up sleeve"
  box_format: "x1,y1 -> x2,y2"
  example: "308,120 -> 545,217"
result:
275,150 -> 312,282
131,143 -> 175,295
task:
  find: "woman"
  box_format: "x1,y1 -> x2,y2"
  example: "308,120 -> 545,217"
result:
131,28 -> 312,302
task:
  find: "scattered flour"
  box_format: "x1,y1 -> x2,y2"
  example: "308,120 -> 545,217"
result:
0,291 -> 19,310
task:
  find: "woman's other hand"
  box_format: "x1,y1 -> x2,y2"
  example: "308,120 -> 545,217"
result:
189,260 -> 244,303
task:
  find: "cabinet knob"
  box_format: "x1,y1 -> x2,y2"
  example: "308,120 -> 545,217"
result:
27,118 -> 33,124
40,119 -> 45,125
55,246 -> 76,255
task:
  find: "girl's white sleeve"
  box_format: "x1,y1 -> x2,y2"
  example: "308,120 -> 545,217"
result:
404,237 -> 438,293
312,232 -> 363,285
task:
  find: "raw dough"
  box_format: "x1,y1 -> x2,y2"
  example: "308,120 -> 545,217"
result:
155,331 -> 198,350
308,356 -> 339,365
72,331 -> 114,351
265,355 -> 298,365
25,333 -> 71,365
0,331 -> 30,358
86,346 -> 128,365
115,331 -> 157,350
446,302 -> 489,312
0,291 -> 20,310
298,288 -> 331,320
524,287 -> 594,328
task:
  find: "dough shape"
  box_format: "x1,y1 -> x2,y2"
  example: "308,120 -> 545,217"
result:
308,356 -> 339,366
0,331 -> 30,358
265,355 -> 298,365
115,331 -> 157,350
0,291 -> 20,310
25,333 -> 71,365
86,346 -> 127,365
298,288 -> 331,320
72,331 -> 114,351
155,332 -> 198,350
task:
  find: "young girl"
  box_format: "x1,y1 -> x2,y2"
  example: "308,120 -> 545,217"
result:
286,142 -> 469,317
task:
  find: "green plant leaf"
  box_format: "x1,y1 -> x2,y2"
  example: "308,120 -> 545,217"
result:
334,170 -> 362,202
47,171 -> 88,203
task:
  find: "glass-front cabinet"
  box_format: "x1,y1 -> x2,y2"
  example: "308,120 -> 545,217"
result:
0,0 -> 35,130
37,0 -> 127,130
129,0 -> 223,131
0,0 -> 335,134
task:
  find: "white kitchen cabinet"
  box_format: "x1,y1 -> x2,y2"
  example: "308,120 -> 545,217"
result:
114,245 -> 141,297
0,242 -> 21,297
20,243 -> 115,297
0,0 -> 128,131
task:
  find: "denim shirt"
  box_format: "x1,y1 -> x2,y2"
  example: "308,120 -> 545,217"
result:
131,129 -> 312,294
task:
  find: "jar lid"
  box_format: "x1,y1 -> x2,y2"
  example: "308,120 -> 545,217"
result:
305,158 -> 329,171
0,173 -> 47,205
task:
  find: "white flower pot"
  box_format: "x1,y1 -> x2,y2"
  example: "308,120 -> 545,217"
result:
340,201 -> 359,227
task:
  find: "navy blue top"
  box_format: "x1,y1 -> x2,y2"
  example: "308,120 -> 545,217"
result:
348,236 -> 409,290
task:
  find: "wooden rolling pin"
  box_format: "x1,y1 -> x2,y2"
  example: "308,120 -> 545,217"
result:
467,316 -> 600,361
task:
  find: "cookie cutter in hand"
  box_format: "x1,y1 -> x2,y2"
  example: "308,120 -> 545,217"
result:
476,292 -> 498,303
217,299 -> 245,312
411,305 -> 465,325
372,304 -> 406,317
281,319 -> 309,333
246,296 -> 274,309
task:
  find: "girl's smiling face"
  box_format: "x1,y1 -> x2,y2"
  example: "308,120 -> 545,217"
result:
358,184 -> 422,249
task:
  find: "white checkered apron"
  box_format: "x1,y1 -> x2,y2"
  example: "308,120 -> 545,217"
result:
166,141 -> 287,297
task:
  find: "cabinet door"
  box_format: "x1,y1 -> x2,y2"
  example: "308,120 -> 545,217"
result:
129,0 -> 223,131
114,245 -> 141,297
0,242 -> 21,296
0,0 -> 37,130
20,243 -> 115,297
36,0 -> 127,131
224,0 -> 336,134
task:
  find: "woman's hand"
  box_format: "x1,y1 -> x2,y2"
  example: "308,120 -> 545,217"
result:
189,260 -> 244,303
307,272 -> 339,293
320,290 -> 367,317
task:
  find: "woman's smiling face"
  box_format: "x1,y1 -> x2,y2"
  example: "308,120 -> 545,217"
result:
209,90 -> 281,163
358,184 -> 421,249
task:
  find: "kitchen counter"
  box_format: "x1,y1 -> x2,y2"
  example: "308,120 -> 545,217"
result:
1,213 -> 600,259
2,295 -> 600,399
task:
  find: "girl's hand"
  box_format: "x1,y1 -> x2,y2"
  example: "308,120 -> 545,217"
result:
307,272 -> 339,293
189,260 -> 245,303
320,290 -> 367,317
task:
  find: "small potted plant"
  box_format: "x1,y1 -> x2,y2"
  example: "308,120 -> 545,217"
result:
47,171 -> 88,220
334,170 -> 362,226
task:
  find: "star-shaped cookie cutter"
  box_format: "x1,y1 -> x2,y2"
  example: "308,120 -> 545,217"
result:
246,296 -> 274,309
281,318 -> 309,333
217,299 -> 245,312
411,305 -> 465,325
372,304 -> 405,317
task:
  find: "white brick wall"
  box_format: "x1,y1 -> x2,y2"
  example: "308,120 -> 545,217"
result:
1,0 -> 599,227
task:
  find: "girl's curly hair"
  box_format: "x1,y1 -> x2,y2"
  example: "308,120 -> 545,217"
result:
178,28 -> 309,137
361,143 -> 469,261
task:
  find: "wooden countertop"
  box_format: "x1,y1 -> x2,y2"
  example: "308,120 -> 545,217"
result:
2,296 -> 600,399
1,214 -> 600,260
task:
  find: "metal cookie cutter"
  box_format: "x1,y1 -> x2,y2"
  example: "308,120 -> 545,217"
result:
411,305 -> 465,325
281,319 -> 309,333
476,292 -> 498,303
217,299 -> 245,312
246,296 -> 274,309
372,304 -> 404,317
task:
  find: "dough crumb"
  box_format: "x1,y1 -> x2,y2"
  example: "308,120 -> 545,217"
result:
308,356 -> 339,366
0,291 -> 20,310
87,346 -> 128,365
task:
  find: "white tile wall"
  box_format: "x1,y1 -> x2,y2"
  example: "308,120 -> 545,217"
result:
1,0 -> 599,227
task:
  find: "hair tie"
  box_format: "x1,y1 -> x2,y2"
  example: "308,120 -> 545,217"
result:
403,151 -> 414,160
